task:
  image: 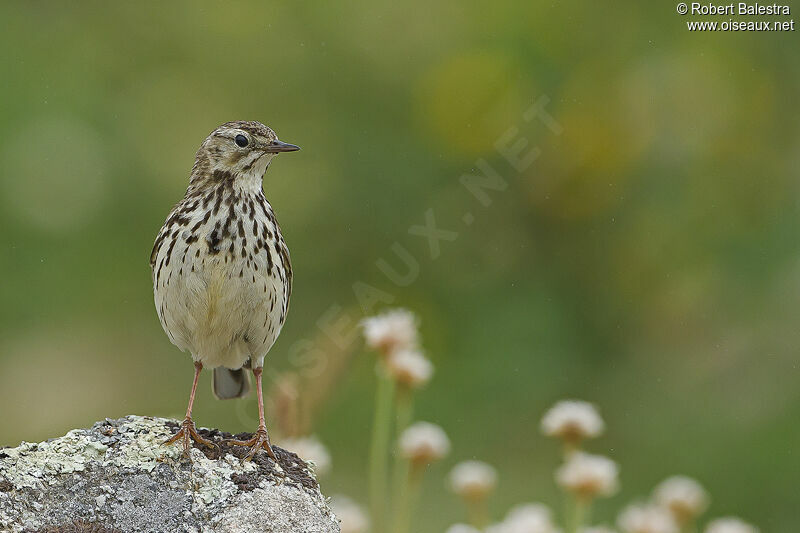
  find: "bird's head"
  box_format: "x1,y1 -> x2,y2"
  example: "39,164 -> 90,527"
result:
191,120 -> 299,187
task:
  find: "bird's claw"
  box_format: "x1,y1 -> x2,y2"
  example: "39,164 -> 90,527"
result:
224,426 -> 277,462
164,417 -> 218,458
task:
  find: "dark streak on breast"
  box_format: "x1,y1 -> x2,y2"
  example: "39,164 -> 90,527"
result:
264,245 -> 273,274
212,188 -> 223,215
207,228 -> 221,254
164,237 -> 177,266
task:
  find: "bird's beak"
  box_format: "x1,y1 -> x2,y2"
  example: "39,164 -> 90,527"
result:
264,140 -> 300,153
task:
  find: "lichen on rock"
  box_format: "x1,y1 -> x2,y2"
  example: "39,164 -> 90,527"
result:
0,416 -> 339,533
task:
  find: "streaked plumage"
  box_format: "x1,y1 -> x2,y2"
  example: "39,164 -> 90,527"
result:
151,120 -> 299,459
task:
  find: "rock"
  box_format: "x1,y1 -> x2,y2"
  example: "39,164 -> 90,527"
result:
0,416 -> 340,533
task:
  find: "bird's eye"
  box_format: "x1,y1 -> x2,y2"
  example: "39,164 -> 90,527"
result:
234,134 -> 249,148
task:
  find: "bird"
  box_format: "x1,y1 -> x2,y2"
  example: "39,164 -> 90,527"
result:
150,120 -> 299,460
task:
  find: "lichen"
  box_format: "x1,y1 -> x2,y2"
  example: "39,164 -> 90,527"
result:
0,416 -> 338,533
107,416 -> 181,472
0,429 -> 108,490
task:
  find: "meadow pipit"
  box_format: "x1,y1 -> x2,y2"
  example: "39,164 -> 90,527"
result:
150,121 -> 299,460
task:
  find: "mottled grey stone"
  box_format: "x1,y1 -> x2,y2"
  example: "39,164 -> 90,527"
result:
0,416 -> 339,533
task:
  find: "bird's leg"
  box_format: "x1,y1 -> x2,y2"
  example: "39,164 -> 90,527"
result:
164,361 -> 217,456
226,367 -> 278,462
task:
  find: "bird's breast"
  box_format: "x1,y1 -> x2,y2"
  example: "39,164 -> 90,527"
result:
152,185 -> 291,366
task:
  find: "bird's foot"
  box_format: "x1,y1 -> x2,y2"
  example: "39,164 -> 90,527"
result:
164,416 -> 218,458
225,425 -> 277,462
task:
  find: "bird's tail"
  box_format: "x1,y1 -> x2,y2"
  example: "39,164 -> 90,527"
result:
212,368 -> 251,399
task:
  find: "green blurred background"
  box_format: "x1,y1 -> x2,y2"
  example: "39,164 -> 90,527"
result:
1,2 -> 798,531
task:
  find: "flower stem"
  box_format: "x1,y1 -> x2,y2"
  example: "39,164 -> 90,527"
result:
390,387 -> 414,524
565,495 -> 590,533
369,363 -> 395,533
466,496 -> 489,529
562,440 -> 579,459
394,460 -> 423,533
395,387 -> 415,435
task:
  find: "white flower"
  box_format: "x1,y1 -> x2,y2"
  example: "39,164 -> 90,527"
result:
491,503 -> 558,533
541,400 -> 605,443
330,495 -> 370,533
398,421 -> 450,464
705,517 -> 760,533
448,460 -> 498,500
653,476 -> 708,523
446,525 -> 483,533
618,504 -> 678,533
361,308 -> 418,355
386,348 -> 433,388
556,452 -> 618,499
280,435 -> 332,476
